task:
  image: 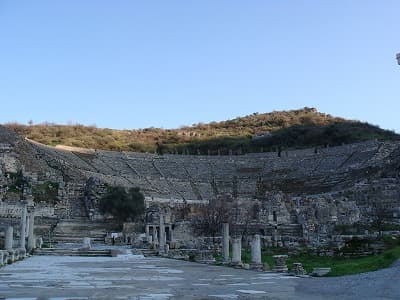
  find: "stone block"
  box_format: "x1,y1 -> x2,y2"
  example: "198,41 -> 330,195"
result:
312,267 -> 331,276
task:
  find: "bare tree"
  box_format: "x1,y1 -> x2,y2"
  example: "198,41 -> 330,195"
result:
193,197 -> 230,238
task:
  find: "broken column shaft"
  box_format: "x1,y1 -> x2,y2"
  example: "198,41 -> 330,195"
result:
20,204 -> 27,249
5,226 -> 13,251
27,211 -> 35,251
251,234 -> 262,266
222,223 -> 229,262
231,237 -> 242,265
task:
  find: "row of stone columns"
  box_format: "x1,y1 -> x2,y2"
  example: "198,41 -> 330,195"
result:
221,223 -> 262,267
1,204 -> 37,268
145,214 -> 175,253
221,224 -> 290,272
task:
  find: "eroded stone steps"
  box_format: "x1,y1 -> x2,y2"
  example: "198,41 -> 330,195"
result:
139,248 -> 158,257
34,248 -> 113,257
52,235 -> 106,243
52,218 -> 118,244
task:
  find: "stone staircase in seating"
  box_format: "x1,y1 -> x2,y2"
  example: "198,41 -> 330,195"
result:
52,218 -> 118,244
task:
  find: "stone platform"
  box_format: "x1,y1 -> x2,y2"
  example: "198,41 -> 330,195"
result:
0,254 -> 398,299
0,254 -> 298,299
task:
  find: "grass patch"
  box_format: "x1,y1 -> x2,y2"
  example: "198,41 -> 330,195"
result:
240,245 -> 400,276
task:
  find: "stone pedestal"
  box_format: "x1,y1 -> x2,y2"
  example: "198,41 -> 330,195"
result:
2,250 -> 9,265
27,211 -> 35,251
20,204 -> 27,249
222,223 -> 229,262
231,237 -> 242,265
36,237 -> 43,249
272,255 -> 288,272
251,234 -> 262,267
5,226 -> 13,251
15,249 -> 20,260
8,250 -> 15,263
18,248 -> 26,259
82,237 -> 91,250
292,262 -> 306,275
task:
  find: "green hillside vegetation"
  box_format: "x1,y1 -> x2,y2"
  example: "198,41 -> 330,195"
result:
5,108 -> 399,154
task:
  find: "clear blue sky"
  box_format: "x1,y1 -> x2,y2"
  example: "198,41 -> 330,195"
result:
0,1 -> 399,131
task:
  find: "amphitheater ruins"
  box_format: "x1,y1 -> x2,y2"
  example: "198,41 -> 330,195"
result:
1,124 -> 400,266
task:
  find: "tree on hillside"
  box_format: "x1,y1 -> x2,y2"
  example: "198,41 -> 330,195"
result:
99,186 -> 145,222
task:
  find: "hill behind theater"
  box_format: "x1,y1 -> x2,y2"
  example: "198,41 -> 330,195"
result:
4,107 -> 399,154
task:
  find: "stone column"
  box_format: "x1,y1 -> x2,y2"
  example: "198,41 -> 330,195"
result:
272,255 -> 288,272
251,234 -> 262,265
222,223 -> 229,262
25,216 -> 29,238
152,226 -> 158,242
169,226 -> 174,242
5,226 -> 13,251
231,237 -> 242,265
159,214 -> 165,251
0,251 -> 4,266
145,225 -> 150,240
27,211 -> 35,251
20,204 -> 27,249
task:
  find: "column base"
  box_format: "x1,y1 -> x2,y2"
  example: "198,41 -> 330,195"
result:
273,266 -> 288,272
250,263 -> 263,270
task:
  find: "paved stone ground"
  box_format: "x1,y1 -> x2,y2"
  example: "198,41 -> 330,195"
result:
0,254 -> 398,300
295,260 -> 400,300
